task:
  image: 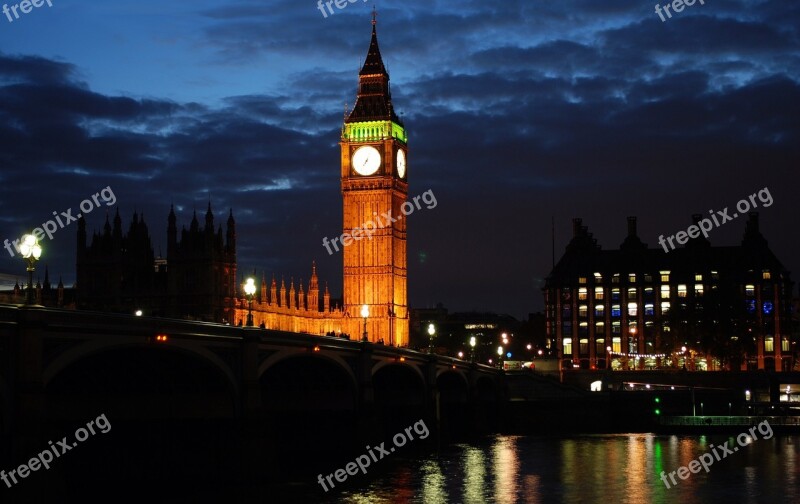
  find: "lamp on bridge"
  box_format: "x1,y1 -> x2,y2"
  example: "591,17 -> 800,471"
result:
469,336 -> 477,362
19,234 -> 42,306
427,323 -> 436,354
244,277 -> 256,327
360,304 -> 369,342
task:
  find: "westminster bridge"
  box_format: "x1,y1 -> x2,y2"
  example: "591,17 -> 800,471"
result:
0,304 -> 504,500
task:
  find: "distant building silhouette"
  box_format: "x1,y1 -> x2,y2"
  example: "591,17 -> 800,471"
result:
0,267 -> 74,308
76,204 -> 236,322
544,214 -> 795,372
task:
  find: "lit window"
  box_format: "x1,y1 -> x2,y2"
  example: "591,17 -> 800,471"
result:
628,273 -> 636,283
627,287 -> 637,299
765,337 -> 774,353
644,287 -> 654,298
612,337 -> 621,353
612,274 -> 620,284
595,287 -> 604,300
595,305 -> 605,317
695,274 -> 703,282
628,303 -> 638,316
746,300 -> 756,314
579,338 -> 589,354
661,301 -> 671,314
579,322 -> 588,334
578,288 -> 588,300
579,277 -> 587,284
711,271 -> 719,280
596,338 -> 606,354
660,271 -> 670,282
645,304 -> 654,316
596,321 -> 605,332
661,285 -> 670,299
611,305 -> 621,317
782,338 -> 790,352
611,289 -> 621,301
663,324 -> 671,332
579,305 -> 588,317
678,285 -> 687,298
745,284 -> 755,296
763,271 -> 771,280
594,272 -> 602,282
695,284 -> 704,296
763,301 -> 774,315
612,321 -> 621,334
563,338 -> 573,355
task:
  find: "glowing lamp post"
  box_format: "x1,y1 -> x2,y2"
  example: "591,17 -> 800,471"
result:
469,336 -> 477,362
361,304 -> 369,342
20,234 -> 42,305
244,278 -> 256,327
427,323 -> 436,354
497,345 -> 504,369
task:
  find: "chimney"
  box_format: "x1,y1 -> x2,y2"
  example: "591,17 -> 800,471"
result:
627,216 -> 637,237
572,218 -> 583,238
747,212 -> 760,233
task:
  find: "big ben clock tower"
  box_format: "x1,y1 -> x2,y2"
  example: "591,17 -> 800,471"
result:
341,15 -> 408,346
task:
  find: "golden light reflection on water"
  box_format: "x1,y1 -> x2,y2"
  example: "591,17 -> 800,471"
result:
462,445 -> 487,504
331,434 -> 799,504
493,436 -> 521,504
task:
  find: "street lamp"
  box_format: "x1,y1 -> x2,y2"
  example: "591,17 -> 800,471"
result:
244,278 -> 256,327
361,304 -> 369,342
427,323 -> 436,353
19,234 -> 42,305
497,345 -> 503,368
469,336 -> 476,362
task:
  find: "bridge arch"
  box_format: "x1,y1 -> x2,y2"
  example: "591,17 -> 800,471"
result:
258,352 -> 359,472
372,363 -> 427,433
43,337 -> 239,396
257,348 -> 357,389
43,343 -> 240,487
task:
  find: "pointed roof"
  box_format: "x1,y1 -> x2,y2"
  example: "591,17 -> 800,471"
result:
360,13 -> 386,77
346,14 -> 401,125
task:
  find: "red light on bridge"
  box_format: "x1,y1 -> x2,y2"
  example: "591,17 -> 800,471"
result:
452,365 -> 456,369
398,357 -> 405,362
155,334 -> 168,342
313,345 -> 321,352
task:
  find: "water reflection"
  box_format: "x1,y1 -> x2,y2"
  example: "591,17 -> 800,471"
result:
326,433 -> 799,503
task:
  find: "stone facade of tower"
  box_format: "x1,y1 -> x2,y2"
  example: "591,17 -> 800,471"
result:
338,18 -> 409,346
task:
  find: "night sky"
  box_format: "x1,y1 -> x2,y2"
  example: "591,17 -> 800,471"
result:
0,0 -> 798,319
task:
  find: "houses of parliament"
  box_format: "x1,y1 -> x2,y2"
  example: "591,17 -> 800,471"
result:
7,19 -> 410,346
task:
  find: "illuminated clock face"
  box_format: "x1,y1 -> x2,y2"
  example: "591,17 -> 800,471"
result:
396,149 -> 406,178
352,146 -> 381,176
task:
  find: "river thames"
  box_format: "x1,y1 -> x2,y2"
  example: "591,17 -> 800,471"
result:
271,433 -> 800,503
